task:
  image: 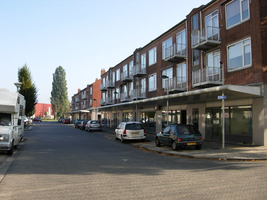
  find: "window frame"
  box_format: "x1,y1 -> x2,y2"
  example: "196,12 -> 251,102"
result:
148,73 -> 157,92
149,47 -> 157,66
227,37 -> 252,72
226,0 -> 250,29
162,37 -> 172,59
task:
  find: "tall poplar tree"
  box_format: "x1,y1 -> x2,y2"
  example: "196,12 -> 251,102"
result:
51,66 -> 69,119
18,64 -> 38,116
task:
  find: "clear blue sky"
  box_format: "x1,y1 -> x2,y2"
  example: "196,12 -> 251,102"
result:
0,0 -> 211,103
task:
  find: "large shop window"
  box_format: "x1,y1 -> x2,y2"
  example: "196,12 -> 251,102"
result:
228,38 -> 251,71
226,0 -> 250,29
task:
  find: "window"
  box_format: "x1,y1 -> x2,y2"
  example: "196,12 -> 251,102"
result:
226,0 -> 249,29
162,37 -> 172,59
112,72 -> 115,83
192,13 -> 198,31
149,47 -> 157,66
129,61 -> 133,76
90,87 -> 92,95
141,53 -> 146,69
228,38 -> 251,71
102,78 -> 106,86
149,73 -> 157,91
116,69 -> 120,81
177,63 -> 186,83
176,30 -> 186,53
140,78 -> 146,94
206,51 -> 220,76
193,49 -> 199,66
205,10 -> 219,40
162,67 -> 173,88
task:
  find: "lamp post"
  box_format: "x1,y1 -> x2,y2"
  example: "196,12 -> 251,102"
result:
114,91 -> 118,128
93,99 -> 97,120
161,75 -> 169,125
14,82 -> 22,92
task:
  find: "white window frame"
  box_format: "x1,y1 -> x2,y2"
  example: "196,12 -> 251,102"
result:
162,37 -> 172,59
140,78 -> 146,94
162,67 -> 173,88
141,53 -> 146,69
176,29 -> 186,53
148,73 -> 157,92
227,37 -> 251,72
149,47 -> 157,66
116,69 -> 120,81
226,0 -> 250,29
176,62 -> 187,83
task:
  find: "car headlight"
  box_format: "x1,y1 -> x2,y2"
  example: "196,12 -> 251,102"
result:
0,134 -> 10,142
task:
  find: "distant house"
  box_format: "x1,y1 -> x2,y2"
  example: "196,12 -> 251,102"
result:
33,103 -> 54,119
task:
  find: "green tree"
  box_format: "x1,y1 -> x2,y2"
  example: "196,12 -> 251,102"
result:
18,64 -> 38,116
51,66 -> 69,119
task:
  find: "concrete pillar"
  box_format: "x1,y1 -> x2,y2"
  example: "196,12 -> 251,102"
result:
156,110 -> 163,134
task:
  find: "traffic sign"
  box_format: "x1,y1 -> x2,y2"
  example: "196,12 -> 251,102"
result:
218,95 -> 227,100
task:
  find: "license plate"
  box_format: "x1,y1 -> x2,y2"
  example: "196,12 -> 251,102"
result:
132,132 -> 139,135
187,142 -> 196,145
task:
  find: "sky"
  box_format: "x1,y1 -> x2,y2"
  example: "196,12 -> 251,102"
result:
0,0 -> 211,104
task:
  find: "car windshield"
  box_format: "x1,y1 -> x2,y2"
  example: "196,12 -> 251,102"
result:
177,125 -> 199,135
0,113 -> 11,126
126,123 -> 144,130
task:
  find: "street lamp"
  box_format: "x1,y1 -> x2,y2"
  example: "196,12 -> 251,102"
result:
161,75 -> 169,125
114,91 -> 118,128
14,82 -> 22,92
93,99 -> 97,120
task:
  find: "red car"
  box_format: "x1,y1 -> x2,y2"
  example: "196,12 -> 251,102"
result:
62,118 -> 71,124
32,117 -> 42,122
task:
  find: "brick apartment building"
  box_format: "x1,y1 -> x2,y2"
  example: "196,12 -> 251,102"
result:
34,103 -> 54,119
71,0 -> 267,146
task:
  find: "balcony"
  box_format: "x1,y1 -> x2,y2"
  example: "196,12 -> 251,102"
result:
133,64 -> 146,77
164,77 -> 187,93
121,71 -> 133,82
106,80 -> 115,88
120,92 -> 132,102
106,97 -> 115,105
164,43 -> 187,62
81,93 -> 87,100
191,26 -> 220,50
100,99 -> 106,106
75,97 -> 80,103
100,83 -> 107,91
192,66 -> 224,88
132,89 -> 146,100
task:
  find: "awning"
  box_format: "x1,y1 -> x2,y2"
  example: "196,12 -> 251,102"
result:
96,85 -> 262,111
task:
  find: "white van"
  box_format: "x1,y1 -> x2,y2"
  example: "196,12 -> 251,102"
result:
0,89 -> 25,155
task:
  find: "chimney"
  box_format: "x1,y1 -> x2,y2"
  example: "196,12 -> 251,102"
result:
101,69 -> 106,75
78,88 -> 80,93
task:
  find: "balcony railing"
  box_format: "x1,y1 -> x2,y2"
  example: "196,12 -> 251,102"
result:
133,64 -> 146,77
191,26 -> 220,50
164,77 -> 187,93
164,43 -> 187,62
120,92 -> 133,102
100,99 -> 106,106
132,89 -> 146,100
106,97 -> 115,105
106,80 -> 115,88
192,66 -> 223,87
121,71 -> 133,82
100,83 -> 107,91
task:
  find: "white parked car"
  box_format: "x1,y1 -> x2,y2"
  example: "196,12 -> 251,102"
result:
115,121 -> 146,143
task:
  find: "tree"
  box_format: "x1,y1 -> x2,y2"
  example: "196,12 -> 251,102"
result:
18,64 -> 38,116
51,66 -> 69,119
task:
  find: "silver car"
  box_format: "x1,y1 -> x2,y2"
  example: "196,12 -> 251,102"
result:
85,120 -> 102,132
115,121 -> 146,143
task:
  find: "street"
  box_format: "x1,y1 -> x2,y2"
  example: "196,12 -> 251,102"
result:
0,121 -> 267,200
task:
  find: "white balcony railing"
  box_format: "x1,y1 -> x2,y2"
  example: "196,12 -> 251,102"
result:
191,26 -> 220,49
133,64 -> 146,77
192,66 -> 223,86
164,43 -> 187,61
164,77 -> 187,92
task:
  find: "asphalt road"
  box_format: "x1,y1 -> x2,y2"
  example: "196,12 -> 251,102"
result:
0,121 -> 266,200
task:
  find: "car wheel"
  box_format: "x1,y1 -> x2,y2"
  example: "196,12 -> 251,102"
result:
7,141 -> 14,155
172,141 -> 178,151
155,137 -> 161,147
195,145 -> 202,150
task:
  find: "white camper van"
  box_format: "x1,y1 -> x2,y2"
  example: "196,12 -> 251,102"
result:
0,88 -> 25,155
